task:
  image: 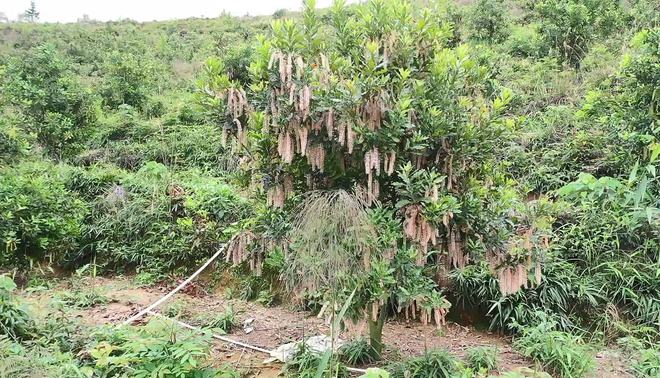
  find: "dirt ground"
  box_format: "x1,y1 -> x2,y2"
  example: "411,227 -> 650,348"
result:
21,276 -> 634,377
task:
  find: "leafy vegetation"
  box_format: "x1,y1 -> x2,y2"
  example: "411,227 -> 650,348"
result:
339,337 -> 379,365
388,349 -> 458,378
465,345 -> 499,373
283,343 -> 350,378
0,0 -> 657,376
0,276 -> 34,340
203,305 -> 237,333
513,316 -> 595,378
87,320 -> 231,377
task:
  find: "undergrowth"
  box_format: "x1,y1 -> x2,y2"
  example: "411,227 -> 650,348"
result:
512,315 -> 594,378
388,349 -> 458,378
204,305 -> 238,333
283,344 -> 349,378
339,338 -> 380,365
465,346 -> 499,373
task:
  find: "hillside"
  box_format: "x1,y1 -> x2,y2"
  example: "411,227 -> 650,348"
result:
0,0 -> 658,377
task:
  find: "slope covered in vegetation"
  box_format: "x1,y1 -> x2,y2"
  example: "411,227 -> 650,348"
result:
0,0 -> 658,377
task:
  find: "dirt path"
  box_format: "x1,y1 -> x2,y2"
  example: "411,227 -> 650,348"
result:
23,276 -> 633,377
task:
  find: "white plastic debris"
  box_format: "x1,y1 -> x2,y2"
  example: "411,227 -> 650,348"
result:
265,335 -> 345,363
243,318 -> 255,334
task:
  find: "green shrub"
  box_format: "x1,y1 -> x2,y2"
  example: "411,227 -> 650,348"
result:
0,335 -> 87,377
468,0 -> 510,42
358,368 -> 390,377
141,97 -> 166,118
57,289 -> 107,309
535,0 -> 591,68
554,172 -> 659,339
495,368 -> 551,377
1,44 -> 98,158
388,349 -> 458,378
0,276 -> 35,341
505,25 -> 546,58
632,347 -> 660,378
0,162 -> 88,268
513,316 -> 594,378
465,346 -> 499,373
80,162 -> 249,272
87,319 -> 228,377
100,51 -> 155,109
450,258 -> 587,333
0,122 -> 31,163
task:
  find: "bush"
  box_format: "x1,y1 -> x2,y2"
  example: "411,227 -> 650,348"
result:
576,29 -> 659,176
513,316 -> 594,378
535,0 -> 591,68
0,276 -> 35,341
0,121 -> 31,163
57,288 -> 108,309
0,162 -> 88,268
1,44 -> 98,158
87,319 -> 229,377
388,349 -> 458,378
465,346 -> 499,373
80,162 -> 250,272
468,0 -> 510,42
0,335 -> 87,377
450,257 -> 587,333
100,51 -> 155,109
496,368 -> 551,378
505,25 -> 546,58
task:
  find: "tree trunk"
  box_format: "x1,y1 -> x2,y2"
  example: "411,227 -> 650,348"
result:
368,303 -> 387,356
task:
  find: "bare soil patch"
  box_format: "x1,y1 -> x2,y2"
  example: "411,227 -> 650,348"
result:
28,276 -> 632,377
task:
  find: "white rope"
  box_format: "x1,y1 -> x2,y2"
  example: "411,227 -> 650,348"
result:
117,234 -> 369,375
144,310 -> 369,374
146,310 -> 272,353
121,238 -> 234,326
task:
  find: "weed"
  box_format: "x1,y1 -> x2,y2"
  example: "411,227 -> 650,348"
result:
513,316 -> 594,377
256,288 -> 276,307
88,319 -> 228,377
339,338 -> 379,365
133,271 -> 162,287
388,349 -> 458,378
57,289 -> 108,309
465,346 -> 499,373
496,368 -> 552,377
162,300 -> 187,318
632,347 -> 660,378
204,305 -> 237,333
358,368 -> 390,377
0,276 -> 35,341
283,343 -> 349,378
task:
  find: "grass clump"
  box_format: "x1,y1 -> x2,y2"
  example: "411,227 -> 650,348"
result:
497,368 -> 552,377
339,338 -> 379,365
283,344 -> 349,378
388,349 -> 458,378
57,289 -> 108,309
632,347 -> 660,378
513,317 -> 594,378
204,305 -> 238,333
465,345 -> 499,373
